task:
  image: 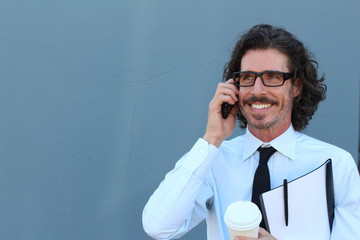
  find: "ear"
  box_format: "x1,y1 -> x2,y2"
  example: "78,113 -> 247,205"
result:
292,78 -> 302,97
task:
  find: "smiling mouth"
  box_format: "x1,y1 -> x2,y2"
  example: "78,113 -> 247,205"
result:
251,103 -> 272,109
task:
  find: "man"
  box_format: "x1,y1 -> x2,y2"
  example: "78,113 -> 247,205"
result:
142,24 -> 360,240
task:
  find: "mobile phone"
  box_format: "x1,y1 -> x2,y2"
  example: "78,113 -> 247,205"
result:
221,84 -> 239,119
221,102 -> 233,119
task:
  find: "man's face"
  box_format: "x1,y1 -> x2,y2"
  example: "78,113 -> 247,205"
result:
238,48 -> 300,135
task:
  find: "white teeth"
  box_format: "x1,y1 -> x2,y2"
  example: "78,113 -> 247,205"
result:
252,104 -> 271,109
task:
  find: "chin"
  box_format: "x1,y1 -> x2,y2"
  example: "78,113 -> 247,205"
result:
248,118 -> 275,130
249,123 -> 272,130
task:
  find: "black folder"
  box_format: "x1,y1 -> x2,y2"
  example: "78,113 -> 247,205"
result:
260,159 -> 334,240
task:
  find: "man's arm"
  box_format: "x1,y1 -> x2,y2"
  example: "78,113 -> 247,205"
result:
142,139 -> 218,239
142,79 -> 239,239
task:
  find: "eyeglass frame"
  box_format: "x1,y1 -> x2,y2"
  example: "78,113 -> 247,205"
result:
233,70 -> 295,87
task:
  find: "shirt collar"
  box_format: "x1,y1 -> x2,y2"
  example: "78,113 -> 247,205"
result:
242,125 -> 297,161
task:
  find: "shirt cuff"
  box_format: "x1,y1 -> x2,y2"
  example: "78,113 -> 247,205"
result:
180,138 -> 219,179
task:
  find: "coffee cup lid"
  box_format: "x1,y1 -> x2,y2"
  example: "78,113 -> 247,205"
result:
224,201 -> 262,231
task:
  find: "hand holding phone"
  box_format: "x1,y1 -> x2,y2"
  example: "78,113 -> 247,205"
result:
221,83 -> 239,119
203,79 -> 239,146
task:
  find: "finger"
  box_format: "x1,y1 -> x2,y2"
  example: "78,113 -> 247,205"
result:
224,78 -> 236,85
258,227 -> 270,237
222,78 -> 239,92
218,93 -> 237,105
233,236 -> 256,240
216,83 -> 238,103
217,83 -> 238,96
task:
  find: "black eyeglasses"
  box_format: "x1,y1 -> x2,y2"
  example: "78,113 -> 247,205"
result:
233,70 -> 295,87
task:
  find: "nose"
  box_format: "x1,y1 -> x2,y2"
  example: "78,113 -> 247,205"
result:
251,77 -> 267,94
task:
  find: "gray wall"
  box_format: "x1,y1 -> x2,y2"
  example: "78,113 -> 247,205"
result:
0,1 -> 359,240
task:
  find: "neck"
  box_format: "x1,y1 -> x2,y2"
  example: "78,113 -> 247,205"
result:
248,123 -> 291,142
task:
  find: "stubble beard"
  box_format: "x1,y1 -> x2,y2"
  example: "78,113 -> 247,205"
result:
241,92 -> 295,130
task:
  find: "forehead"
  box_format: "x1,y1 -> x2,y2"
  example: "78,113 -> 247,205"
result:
240,48 -> 290,72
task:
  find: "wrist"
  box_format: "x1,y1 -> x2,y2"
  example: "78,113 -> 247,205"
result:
202,134 -> 223,147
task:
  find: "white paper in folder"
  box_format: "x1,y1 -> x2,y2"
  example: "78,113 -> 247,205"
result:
260,160 -> 332,240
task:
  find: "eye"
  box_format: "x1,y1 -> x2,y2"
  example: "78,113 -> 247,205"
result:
267,73 -> 282,80
240,73 -> 255,81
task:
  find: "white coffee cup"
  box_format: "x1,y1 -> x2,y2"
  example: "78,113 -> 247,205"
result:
224,201 -> 262,239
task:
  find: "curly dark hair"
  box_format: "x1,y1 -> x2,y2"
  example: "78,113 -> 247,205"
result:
223,24 -> 327,131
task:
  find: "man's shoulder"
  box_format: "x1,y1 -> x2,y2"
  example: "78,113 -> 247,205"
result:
296,131 -> 352,157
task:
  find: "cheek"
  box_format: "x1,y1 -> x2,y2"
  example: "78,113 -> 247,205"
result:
238,91 -> 247,103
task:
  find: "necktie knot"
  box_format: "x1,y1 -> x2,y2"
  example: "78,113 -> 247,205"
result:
258,146 -> 277,164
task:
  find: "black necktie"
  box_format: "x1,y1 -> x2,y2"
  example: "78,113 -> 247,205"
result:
251,146 -> 277,229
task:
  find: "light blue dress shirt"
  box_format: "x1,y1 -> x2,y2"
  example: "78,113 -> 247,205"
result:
143,125 -> 360,240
